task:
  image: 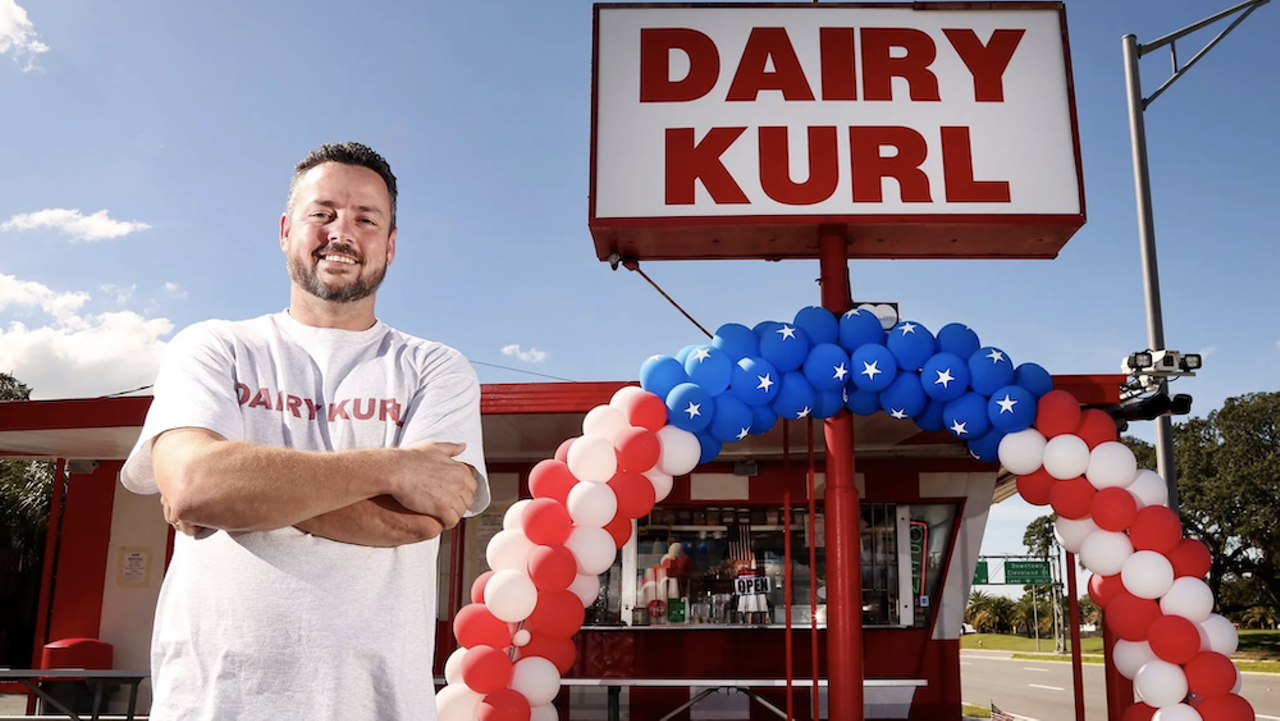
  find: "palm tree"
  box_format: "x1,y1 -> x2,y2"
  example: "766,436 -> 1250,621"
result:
1239,606 -> 1279,630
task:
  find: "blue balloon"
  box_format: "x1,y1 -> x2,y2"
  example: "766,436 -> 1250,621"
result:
753,320 -> 782,335
712,323 -> 759,361
640,355 -> 688,400
879,371 -> 928,420
759,323 -> 811,372
968,346 -> 1015,396
916,397 -> 947,432
772,371 -> 816,421
813,389 -> 846,419
850,343 -> 898,392
803,343 -> 852,392
936,323 -> 981,358
665,382 -> 713,433
709,394 -> 754,443
695,431 -> 723,465
794,306 -> 839,345
967,428 -> 1005,463
675,344 -> 698,364
684,344 -> 733,396
921,352 -> 971,402
838,308 -> 886,353
988,384 -> 1037,433
730,356 -> 781,406
886,320 -> 936,371
943,391 -> 991,439
846,387 -> 881,416
1014,362 -> 1054,399
749,403 -> 778,435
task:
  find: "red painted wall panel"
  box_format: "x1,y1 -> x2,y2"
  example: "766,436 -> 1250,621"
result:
45,462 -> 119,645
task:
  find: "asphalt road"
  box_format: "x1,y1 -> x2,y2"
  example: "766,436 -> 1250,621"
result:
961,651 -> 1280,720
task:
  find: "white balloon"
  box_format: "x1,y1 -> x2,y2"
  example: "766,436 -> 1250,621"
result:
644,468 -> 674,502
436,683 -> 483,721
504,500 -> 533,531
567,433 -> 618,483
1152,704 -> 1202,721
1054,516 -> 1099,554
656,425 -> 701,476
998,428 -> 1048,475
565,526 -> 617,575
1086,441 -> 1139,490
569,572 -> 601,607
1199,614 -> 1238,655
567,481 -> 618,529
510,656 -> 562,706
513,629 -> 531,647
531,704 -> 561,721
1128,469 -> 1170,509
444,646 -> 467,685
487,529 -> 536,573
1079,530 -> 1134,577
1043,434 -> 1091,480
1160,577 -> 1215,624
1121,551 -> 1175,600
1134,659 -> 1188,708
583,404 -> 629,442
1114,639 -> 1157,680
609,385 -> 646,409
484,569 -> 539,623
1232,667 -> 1243,694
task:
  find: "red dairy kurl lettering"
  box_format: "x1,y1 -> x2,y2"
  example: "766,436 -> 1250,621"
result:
850,126 -> 932,203
942,28 -> 1025,102
941,126 -> 1010,202
352,398 -> 377,421
640,28 -> 719,102
379,399 -> 403,425
860,28 -> 940,102
327,400 -> 351,422
247,388 -> 273,410
759,126 -> 839,205
726,27 -> 815,102
665,127 -> 750,205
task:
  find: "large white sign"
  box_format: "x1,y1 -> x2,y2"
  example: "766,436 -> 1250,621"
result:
589,3 -> 1085,260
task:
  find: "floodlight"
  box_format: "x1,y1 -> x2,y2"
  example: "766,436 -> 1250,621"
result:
1180,354 -> 1202,372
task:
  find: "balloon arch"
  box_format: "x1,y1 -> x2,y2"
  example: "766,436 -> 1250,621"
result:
437,307 -> 1254,721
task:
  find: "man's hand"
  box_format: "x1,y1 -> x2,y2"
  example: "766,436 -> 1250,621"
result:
161,495 -> 206,537
387,441 -> 477,529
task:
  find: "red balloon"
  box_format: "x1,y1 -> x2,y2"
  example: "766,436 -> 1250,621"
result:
1087,573 -> 1124,609
478,688 -> 532,721
1193,693 -> 1255,721
454,604 -> 512,650
528,460 -> 577,507
1075,408 -> 1118,448
471,570 -> 495,604
1091,487 -> 1138,532
1148,615 -> 1202,665
519,632 -> 578,674
554,438 -> 576,463
1130,506 -> 1184,554
522,497 -> 573,545
618,390 -> 668,432
1185,651 -> 1238,699
1035,389 -> 1083,438
604,512 -> 633,548
1016,468 -> 1057,507
527,544 -> 577,592
461,645 -> 514,694
1168,538 -> 1212,579
615,426 -> 661,473
1121,702 -> 1156,721
609,471 -> 657,519
1049,476 -> 1097,520
1105,592 -> 1162,642
523,590 -> 585,638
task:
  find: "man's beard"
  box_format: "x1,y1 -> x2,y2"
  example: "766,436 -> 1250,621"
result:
288,246 -> 386,303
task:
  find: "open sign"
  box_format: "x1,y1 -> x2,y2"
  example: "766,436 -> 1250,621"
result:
734,576 -> 773,596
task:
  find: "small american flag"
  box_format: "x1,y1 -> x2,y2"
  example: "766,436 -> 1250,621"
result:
991,702 -> 1015,721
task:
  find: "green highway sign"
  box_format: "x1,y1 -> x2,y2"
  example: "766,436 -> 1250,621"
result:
973,560 -> 988,585
1004,560 -> 1053,585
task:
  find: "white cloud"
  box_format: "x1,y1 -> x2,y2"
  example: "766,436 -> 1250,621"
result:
1198,346 -> 1216,358
0,272 -> 173,399
101,283 -> 136,305
501,344 -> 548,364
0,0 -> 48,72
1,209 -> 151,242
162,281 -> 187,300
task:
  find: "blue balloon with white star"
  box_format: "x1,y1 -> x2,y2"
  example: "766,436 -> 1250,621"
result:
665,382 -> 713,433
730,356 -> 780,406
803,343 -> 852,392
753,320 -> 781,335
968,347 -> 1014,396
772,371 -> 816,421
921,352 -> 971,402
684,344 -> 733,396
936,323 -> 981,359
879,371 -> 928,419
1014,362 -> 1054,399
846,388 -> 881,416
695,431 -> 722,465
794,306 -> 839,345
943,391 -> 991,439
675,344 -> 698,364
987,384 -> 1037,433
759,323 -> 811,372
850,343 -> 898,392
712,323 -> 759,361
887,321 -> 936,371
916,397 -> 947,432
749,403 -> 777,435
709,394 -> 754,443
813,389 -> 846,419
640,355 -> 688,400
967,428 -> 1005,463
838,308 -> 886,353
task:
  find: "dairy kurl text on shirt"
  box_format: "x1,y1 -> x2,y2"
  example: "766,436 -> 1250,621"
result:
237,384 -> 405,426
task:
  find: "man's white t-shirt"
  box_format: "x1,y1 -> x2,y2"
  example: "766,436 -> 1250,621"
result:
121,311 -> 489,721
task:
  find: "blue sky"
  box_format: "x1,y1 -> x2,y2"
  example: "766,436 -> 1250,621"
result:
2,0 -> 1276,567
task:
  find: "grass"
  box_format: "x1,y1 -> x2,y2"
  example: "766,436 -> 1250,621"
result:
1234,629 -> 1280,659
966,630 -> 1280,671
962,703 -> 992,718
959,633 -> 1105,654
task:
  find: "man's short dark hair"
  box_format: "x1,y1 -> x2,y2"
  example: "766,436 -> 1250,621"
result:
287,142 -> 398,230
